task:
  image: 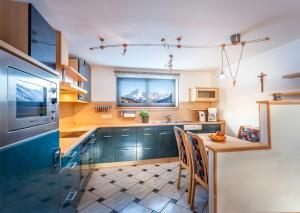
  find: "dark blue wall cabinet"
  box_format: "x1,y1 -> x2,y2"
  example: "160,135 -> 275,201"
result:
0,131 -> 60,213
29,4 -> 56,69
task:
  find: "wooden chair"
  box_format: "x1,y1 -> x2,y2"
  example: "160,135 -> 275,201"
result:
186,131 -> 208,210
238,125 -> 260,142
174,127 -> 192,203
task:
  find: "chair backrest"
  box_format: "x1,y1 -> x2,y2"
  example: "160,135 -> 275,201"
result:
238,125 -> 260,142
174,126 -> 190,166
186,131 -> 208,186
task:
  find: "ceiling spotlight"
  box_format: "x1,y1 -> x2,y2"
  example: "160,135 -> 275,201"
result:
231,33 -> 241,45
121,43 -> 128,55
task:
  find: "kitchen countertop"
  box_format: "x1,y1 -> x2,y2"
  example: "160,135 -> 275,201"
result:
198,133 -> 271,153
59,121 -> 225,156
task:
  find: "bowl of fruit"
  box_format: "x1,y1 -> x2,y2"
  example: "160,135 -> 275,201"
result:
208,131 -> 226,142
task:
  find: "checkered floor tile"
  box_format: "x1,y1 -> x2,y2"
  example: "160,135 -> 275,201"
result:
77,162 -> 208,213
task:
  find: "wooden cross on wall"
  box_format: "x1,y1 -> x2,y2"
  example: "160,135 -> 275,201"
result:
257,72 -> 267,93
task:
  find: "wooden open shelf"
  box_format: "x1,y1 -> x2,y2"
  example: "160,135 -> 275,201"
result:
188,108 -> 208,111
62,65 -> 87,82
280,91 -> 300,96
60,82 -> 87,94
282,72 -> 300,79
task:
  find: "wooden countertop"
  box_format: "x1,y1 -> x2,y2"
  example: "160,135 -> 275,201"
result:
198,134 -> 271,153
60,121 -> 225,156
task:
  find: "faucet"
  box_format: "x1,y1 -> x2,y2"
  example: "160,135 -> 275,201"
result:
166,115 -> 171,123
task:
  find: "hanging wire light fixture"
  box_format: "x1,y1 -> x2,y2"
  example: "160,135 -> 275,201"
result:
219,44 -> 226,79
89,34 -> 269,77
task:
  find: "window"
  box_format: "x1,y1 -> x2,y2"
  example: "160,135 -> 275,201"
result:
116,72 -> 178,107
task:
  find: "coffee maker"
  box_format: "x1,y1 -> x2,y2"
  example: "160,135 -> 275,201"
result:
198,111 -> 206,122
208,108 -> 217,122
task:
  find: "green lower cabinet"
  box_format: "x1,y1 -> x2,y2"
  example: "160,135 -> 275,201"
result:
137,146 -> 157,160
136,131 -> 157,147
115,132 -> 137,147
157,130 -> 178,158
202,124 -> 221,133
94,132 -> 114,163
114,147 -> 137,162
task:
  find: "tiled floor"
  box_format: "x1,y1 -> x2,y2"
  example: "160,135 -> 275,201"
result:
77,162 -> 208,213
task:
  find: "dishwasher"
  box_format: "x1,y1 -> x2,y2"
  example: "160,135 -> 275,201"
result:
80,132 -> 96,190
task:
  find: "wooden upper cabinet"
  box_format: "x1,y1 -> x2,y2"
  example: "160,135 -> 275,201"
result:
189,87 -> 219,102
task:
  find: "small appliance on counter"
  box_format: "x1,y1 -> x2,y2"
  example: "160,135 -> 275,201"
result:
208,108 -> 218,122
198,111 -> 206,122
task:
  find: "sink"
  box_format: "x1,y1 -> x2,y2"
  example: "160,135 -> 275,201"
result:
60,131 -> 88,138
154,120 -> 193,124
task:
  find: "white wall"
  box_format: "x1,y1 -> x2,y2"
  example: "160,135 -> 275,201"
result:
91,66 -> 214,102
214,38 -> 300,136
216,104 -> 300,212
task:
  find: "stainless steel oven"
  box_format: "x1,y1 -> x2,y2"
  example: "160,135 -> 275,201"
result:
0,48 -> 59,148
7,66 -> 58,131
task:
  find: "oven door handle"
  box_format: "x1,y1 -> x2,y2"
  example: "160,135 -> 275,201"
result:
53,148 -> 61,168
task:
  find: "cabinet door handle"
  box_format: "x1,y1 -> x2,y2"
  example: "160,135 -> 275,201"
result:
66,162 -> 78,169
121,128 -> 129,131
144,128 -> 151,131
120,148 -> 129,151
68,151 -> 78,158
160,132 -> 167,135
143,133 -> 151,136
66,191 -> 77,201
144,147 -> 151,150
103,135 -> 112,138
89,139 -> 96,144
121,134 -> 129,137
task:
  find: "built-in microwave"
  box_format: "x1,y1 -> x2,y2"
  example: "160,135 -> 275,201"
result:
7,66 -> 58,131
0,48 -> 59,148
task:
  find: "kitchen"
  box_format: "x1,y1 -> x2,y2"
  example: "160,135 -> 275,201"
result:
1,0 -> 300,213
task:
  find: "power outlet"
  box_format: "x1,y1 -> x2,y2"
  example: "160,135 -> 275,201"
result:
101,114 -> 113,119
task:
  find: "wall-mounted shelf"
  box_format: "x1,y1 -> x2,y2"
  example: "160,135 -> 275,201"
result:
272,91 -> 300,101
282,72 -> 300,79
60,82 -> 87,94
62,65 -> 87,82
189,87 -> 219,102
280,91 -> 300,96
188,108 -> 209,111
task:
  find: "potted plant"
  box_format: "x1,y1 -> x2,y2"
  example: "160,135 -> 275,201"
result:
139,110 -> 150,123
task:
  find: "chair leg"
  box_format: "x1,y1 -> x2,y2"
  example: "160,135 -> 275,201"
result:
177,164 -> 182,189
187,168 -> 192,204
201,199 -> 208,213
190,177 -> 196,210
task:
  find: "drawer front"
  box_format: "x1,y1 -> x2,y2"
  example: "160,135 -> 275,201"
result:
136,131 -> 157,147
115,132 -> 137,147
97,133 -> 114,144
93,137 -> 114,163
114,147 -> 137,162
115,127 -> 136,133
157,125 -> 175,131
136,126 -> 157,132
202,124 -> 221,133
61,145 -> 80,167
137,146 -> 157,160
97,128 -> 115,134
158,131 -> 178,158
59,153 -> 81,205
